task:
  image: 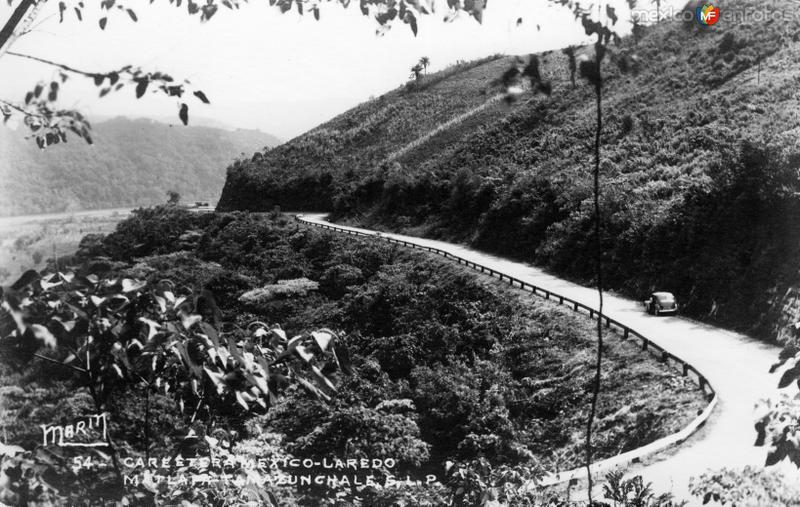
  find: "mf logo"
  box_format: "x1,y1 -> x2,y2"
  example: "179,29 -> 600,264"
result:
696,3 -> 720,25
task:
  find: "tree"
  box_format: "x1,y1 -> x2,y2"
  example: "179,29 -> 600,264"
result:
562,45 -> 577,87
631,13 -> 645,45
410,62 -> 423,81
0,0 -> 486,148
651,0 -> 661,21
419,55 -> 430,74
166,189 -> 181,205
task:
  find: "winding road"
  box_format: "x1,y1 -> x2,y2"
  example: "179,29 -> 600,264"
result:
298,213 -> 799,505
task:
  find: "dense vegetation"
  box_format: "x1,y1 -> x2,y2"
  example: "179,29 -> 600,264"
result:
218,0 -> 800,343
0,117 -> 279,216
0,206 -> 704,505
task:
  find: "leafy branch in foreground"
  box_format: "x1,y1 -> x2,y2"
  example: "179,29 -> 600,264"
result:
1,0 -> 486,147
1,50 -> 210,147
0,265 -> 350,503
754,338 -> 800,468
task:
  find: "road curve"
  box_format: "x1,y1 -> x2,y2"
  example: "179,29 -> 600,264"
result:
298,213 -> 799,504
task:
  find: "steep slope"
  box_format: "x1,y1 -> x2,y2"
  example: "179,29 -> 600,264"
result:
217,55 -> 507,211
218,0 -> 800,342
0,117 -> 279,216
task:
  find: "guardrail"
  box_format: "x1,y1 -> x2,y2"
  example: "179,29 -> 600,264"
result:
296,215 -> 718,486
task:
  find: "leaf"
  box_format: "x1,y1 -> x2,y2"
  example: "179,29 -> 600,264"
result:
333,344 -> 353,375
310,364 -> 336,395
195,289 -> 222,325
235,390 -> 249,410
135,78 -> 149,98
244,371 -> 270,397
11,269 -> 39,291
178,103 -> 189,125
58,2 -> 66,22
99,17 -> 107,30
154,295 -> 167,313
174,342 -> 202,378
403,11 -> 418,36
126,8 -> 138,21
311,330 -> 334,351
295,374 -> 329,402
181,313 -> 202,330
192,90 -> 210,104
295,344 -> 313,363
765,444 -> 786,466
204,366 -> 226,394
121,278 -> 146,293
201,322 -> 220,348
778,363 -> 800,388
31,324 -> 57,348
606,5 -> 618,25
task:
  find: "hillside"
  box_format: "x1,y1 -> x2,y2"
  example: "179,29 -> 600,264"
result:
0,117 -> 279,216
217,0 -> 800,342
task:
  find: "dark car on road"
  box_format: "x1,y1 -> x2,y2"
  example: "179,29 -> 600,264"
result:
643,291 -> 678,316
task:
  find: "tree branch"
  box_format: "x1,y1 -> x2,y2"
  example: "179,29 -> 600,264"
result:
0,98 -> 29,115
585,34 -> 606,505
33,352 -> 86,374
0,0 -> 37,57
7,50 -> 97,78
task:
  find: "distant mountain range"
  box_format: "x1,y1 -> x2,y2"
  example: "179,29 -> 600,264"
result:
0,116 -> 280,216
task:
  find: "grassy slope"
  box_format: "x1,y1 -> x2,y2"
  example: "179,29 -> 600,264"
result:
217,0 -> 800,341
217,55 -> 508,211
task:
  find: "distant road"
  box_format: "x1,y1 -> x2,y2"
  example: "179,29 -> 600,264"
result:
0,204 -> 215,230
0,208 -> 133,230
298,213 -> 799,505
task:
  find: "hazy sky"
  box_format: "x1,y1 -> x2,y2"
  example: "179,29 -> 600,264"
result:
0,0 -> 683,140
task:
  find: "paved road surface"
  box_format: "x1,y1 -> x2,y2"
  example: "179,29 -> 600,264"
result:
299,213 -> 800,505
